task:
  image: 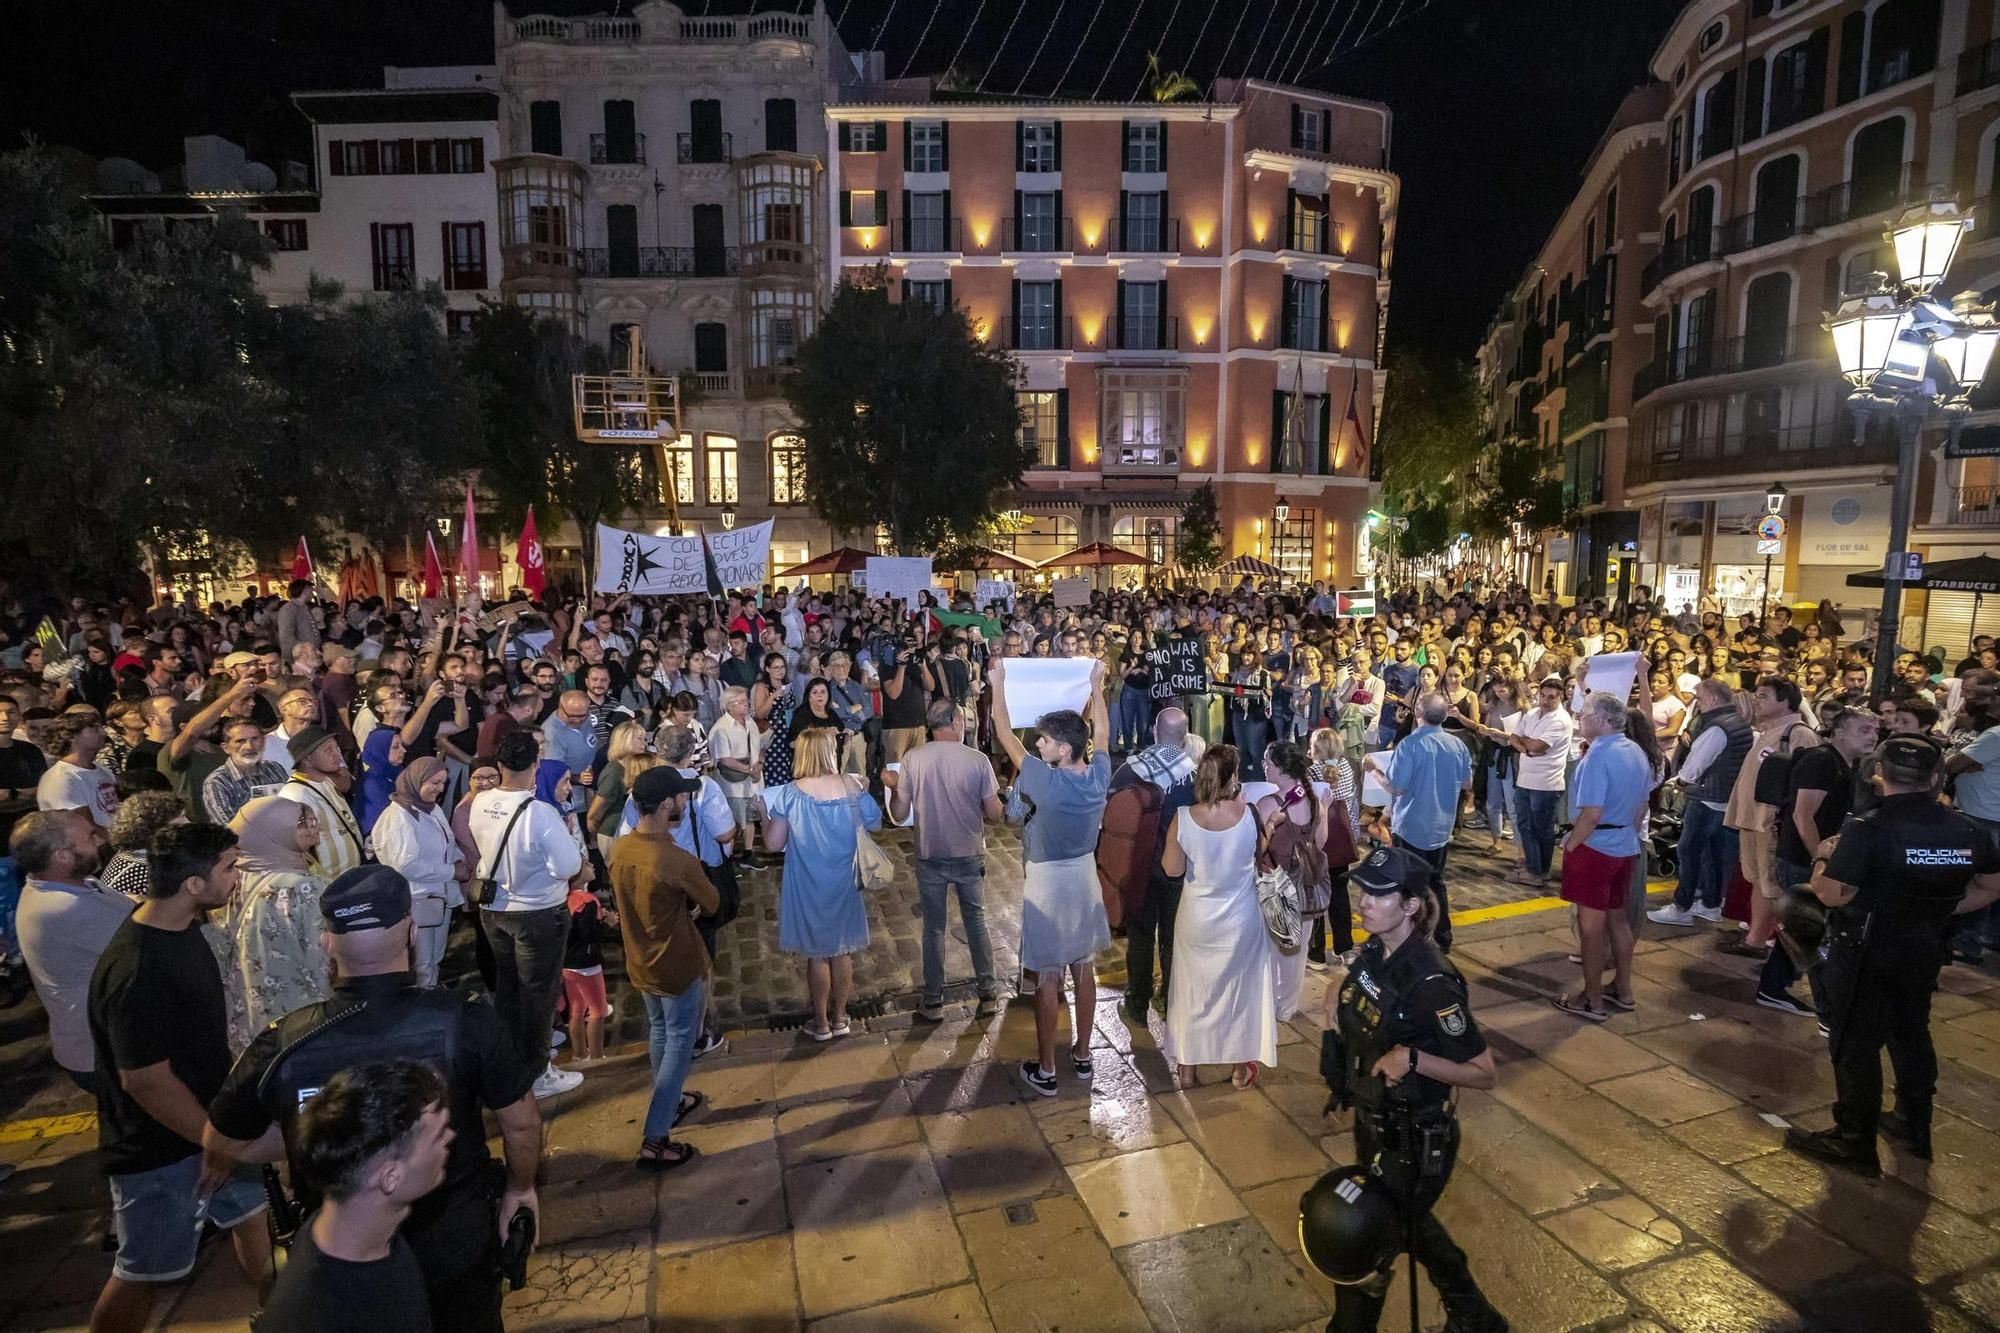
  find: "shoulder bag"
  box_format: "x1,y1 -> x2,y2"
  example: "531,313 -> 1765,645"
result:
473,797 -> 534,907
845,781 -> 895,892
1254,805 -> 1307,955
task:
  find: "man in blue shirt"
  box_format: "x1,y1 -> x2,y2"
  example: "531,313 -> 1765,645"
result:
1555,691 -> 1653,1022
1378,639 -> 1419,742
1368,693 -> 1472,951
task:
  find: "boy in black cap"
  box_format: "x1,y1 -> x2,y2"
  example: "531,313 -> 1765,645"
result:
1788,735 -> 2000,1174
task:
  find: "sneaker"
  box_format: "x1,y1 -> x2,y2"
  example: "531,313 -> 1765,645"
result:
1306,958 -> 1329,972
1647,904 -> 1700,928
1755,989 -> 1817,1018
976,995 -> 1003,1018
1121,998 -> 1150,1024
916,1003 -> 947,1022
532,1064 -> 584,1099
691,1032 -> 728,1060
1018,1061 -> 1058,1097
1071,1050 -> 1094,1079
1690,902 -> 1724,923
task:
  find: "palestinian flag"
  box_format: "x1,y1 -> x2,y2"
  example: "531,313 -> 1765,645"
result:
1336,590 -> 1375,619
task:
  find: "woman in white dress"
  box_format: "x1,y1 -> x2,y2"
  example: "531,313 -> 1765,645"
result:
370,756 -> 467,987
1163,745 -> 1279,1090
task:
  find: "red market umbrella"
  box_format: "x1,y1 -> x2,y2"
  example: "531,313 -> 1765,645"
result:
776,546 -> 874,578
1040,541 -> 1153,569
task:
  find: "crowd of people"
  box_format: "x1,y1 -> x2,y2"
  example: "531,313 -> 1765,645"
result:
3,566 -> 1999,1329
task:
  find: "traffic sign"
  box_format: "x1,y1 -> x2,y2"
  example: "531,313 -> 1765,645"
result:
1885,552 -> 1923,581
1756,514 -> 1786,541
1755,538 -> 1782,556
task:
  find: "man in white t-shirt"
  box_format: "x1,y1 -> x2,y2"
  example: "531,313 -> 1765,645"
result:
1477,676 -> 1572,888
35,714 -> 120,829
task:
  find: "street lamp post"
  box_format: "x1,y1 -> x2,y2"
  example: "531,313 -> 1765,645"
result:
1759,480 -> 1788,628
1272,498 -> 1290,573
1827,194 -> 2000,696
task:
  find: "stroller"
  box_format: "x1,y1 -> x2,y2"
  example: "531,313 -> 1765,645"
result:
1648,782 -> 1685,881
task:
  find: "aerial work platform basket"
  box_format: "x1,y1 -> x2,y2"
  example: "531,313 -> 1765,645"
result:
572,336 -> 678,444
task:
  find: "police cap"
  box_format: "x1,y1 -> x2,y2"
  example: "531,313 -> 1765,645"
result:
1350,846 -> 1430,898
1877,734 -> 1943,778
319,865 -> 411,934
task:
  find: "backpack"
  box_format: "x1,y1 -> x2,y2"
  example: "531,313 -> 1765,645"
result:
1095,779 -> 1165,930
1752,722 -> 1817,807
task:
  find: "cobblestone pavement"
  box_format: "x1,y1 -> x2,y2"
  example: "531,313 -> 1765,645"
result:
8,862 -> 2000,1332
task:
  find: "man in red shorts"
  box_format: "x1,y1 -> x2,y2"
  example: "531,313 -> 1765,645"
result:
1553,691 -> 1654,1022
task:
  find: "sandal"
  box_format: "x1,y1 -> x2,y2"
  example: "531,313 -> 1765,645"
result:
1604,992 -> 1637,1013
636,1137 -> 698,1172
829,1020 -> 853,1038
672,1090 -> 706,1127
1232,1062 -> 1261,1090
808,1024 -> 833,1042
1551,993 -> 1610,1023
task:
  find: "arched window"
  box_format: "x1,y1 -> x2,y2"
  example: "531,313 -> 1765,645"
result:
1112,514 -> 1179,566
768,433 -> 807,506
1005,514 -> 1077,565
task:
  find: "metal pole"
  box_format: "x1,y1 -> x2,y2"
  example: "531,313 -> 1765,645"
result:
1760,552 -> 1771,628
1872,408 -> 1925,697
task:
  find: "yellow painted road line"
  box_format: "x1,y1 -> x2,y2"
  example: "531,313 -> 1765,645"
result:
1451,880 -> 1672,928
0,1110 -> 96,1144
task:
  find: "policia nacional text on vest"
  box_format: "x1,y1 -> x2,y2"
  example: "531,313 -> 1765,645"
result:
207,869 -> 542,1333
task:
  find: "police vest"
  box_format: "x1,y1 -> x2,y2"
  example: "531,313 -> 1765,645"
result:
1335,938 -> 1465,1116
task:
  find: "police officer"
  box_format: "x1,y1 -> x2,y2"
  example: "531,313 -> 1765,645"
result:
1786,735 -> 2000,1175
1306,847 -> 1508,1333
204,866 -> 545,1333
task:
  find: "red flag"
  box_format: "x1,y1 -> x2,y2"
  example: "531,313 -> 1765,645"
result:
515,506 -> 546,599
458,482 -> 481,614
420,532 -> 444,599
291,536 -> 313,584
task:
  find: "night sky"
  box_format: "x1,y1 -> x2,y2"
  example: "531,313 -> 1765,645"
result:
0,0 -> 1684,358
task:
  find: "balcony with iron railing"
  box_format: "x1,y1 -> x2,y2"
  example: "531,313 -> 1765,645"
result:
579,245 -> 740,278
1111,316 -> 1180,353
890,216 -> 963,254
510,11 -> 811,44
589,132 -> 646,165
1961,37 -> 2000,96
677,132 -> 732,165
1002,215 -> 1073,254
1626,419 -> 1899,487
999,316 -> 1074,352
1941,484 -> 2000,526
1100,441 -> 1185,474
1111,217 -> 1182,255
1641,170 -> 1925,293
1631,319 -> 1827,401
511,14 -> 640,42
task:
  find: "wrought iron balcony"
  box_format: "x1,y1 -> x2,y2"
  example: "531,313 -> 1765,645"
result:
677,132 -> 732,165
1002,215 -> 1073,254
1627,421 -> 1898,487
1111,316 -> 1180,352
578,245 -> 740,278
1631,320 -> 1826,401
588,132 -> 646,165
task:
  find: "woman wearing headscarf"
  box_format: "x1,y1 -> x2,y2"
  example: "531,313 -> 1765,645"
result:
536,757 -> 592,877
370,756 -> 467,987
223,796 -> 330,1053
355,725 -> 406,836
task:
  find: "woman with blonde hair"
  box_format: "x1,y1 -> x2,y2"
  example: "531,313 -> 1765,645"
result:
1162,745 -> 1278,1089
587,720 -> 652,854
761,727 -> 882,1040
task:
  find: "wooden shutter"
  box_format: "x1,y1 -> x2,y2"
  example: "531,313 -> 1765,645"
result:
1159,190 -> 1170,251
874,190 -> 887,227
1158,121 -> 1167,171
1053,188 -> 1064,247
1803,28 -> 1829,116
837,122 -> 852,152
941,189 -> 953,248
1158,277 -> 1170,347
1319,110 -> 1332,152
1281,277 -> 1299,347
1318,395 -> 1334,475
1290,103 -> 1304,146
902,120 -> 912,169
873,121 -> 888,149
1120,119 -> 1132,170
942,278 -> 952,310
899,278 -> 909,304
1010,279 -> 1022,344
415,140 -> 435,174
1118,189 -> 1129,250
1286,188 -> 1298,250
939,121 -> 950,169
901,189 -> 911,246
1056,388 -> 1071,468
1743,57 -> 1766,143
1271,390 -> 1288,473
1115,279 -> 1127,348
328,139 -> 345,176
1015,122 -> 1025,171
1318,282 -> 1330,352
440,222 -> 452,288
1013,188 -> 1023,248
839,191 -> 852,227
1053,278 -> 1064,345
361,139 -> 380,174
1837,11 -> 1865,103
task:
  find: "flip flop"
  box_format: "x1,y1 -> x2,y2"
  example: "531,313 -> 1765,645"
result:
1551,993 -> 1610,1023
672,1090 -> 706,1127
1603,992 -> 1637,1013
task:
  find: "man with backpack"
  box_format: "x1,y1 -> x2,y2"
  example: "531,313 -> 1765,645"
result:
1721,676 -> 1819,965
1105,707 -> 1198,1023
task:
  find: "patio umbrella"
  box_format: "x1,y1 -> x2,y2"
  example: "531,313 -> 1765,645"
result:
1040,541 -> 1153,569
1215,554 -> 1284,578
776,546 -> 874,578
936,544 -> 1040,572
1844,553 -> 2000,594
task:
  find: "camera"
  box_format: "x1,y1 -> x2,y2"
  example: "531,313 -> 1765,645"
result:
867,627 -> 914,672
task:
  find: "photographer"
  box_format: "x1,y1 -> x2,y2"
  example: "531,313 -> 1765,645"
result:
877,618 -> 934,766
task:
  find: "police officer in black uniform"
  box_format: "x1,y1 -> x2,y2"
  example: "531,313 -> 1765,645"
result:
1785,735 -> 2000,1175
1304,847 -> 1508,1333
203,866 -> 545,1332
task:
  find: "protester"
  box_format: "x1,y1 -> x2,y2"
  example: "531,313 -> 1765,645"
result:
1369,693 -> 1473,950
35,711 -> 120,828
13,809 -> 129,1091
223,795 -> 331,1050
1109,706 -> 1200,1020
369,756 -> 466,988
1552,692 -> 1651,1022
277,726 -> 365,878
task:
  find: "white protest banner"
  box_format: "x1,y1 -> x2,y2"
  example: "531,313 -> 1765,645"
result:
998,657 -> 1093,723
1362,767 -> 1392,808
705,519 -> 774,590
1573,650 -> 1642,712
975,578 -> 1016,609
593,524 -> 706,595
864,556 -> 933,608
1051,575 -> 1091,608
